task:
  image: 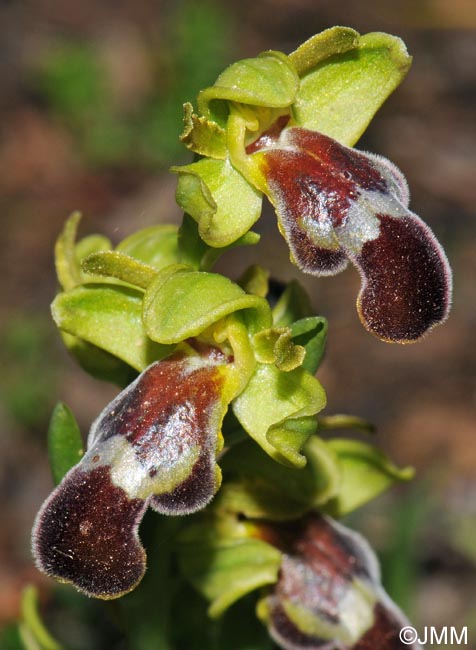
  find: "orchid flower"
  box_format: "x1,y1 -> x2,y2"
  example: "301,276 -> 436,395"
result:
258,514 -> 423,650
173,27 -> 452,342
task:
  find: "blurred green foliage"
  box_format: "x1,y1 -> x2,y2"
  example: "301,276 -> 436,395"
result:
34,1 -> 233,168
0,314 -> 58,431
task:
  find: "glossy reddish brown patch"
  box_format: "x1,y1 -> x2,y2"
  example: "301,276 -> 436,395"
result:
95,352 -> 226,453
284,128 -> 388,194
353,214 -> 452,342
245,114 -> 291,154
32,465 -> 147,599
271,515 -> 374,623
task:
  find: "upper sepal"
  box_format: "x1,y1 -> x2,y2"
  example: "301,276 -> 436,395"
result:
143,266 -> 272,345
197,50 -> 299,123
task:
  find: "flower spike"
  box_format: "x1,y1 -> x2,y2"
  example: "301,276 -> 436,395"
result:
32,345 -> 230,598
256,127 -> 452,342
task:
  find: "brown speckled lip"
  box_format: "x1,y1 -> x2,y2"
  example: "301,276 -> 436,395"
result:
353,213 -> 452,342
32,465 -> 147,599
33,345 -> 231,598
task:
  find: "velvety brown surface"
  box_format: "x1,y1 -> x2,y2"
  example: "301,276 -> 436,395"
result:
355,213 -> 451,341
32,465 -> 147,598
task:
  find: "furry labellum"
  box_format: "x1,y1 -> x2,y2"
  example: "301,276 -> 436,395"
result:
32,345 -> 230,598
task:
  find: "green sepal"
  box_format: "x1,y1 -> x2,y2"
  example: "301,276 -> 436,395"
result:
232,362 -> 326,467
81,250 -> 158,289
180,102 -> 227,159
289,26 -> 359,76
47,402 -> 84,485
290,316 -> 328,374
55,212 -> 83,290
324,439 -> 415,517
293,31 -> 412,146
252,327 -> 305,371
172,157 -> 263,248
272,280 -> 313,327
52,284 -> 171,371
197,50 -> 299,122
177,214 -> 260,272
144,267 -> 272,344
60,331 -> 137,386
178,517 -> 281,618
116,224 -> 180,270
215,437 -> 340,520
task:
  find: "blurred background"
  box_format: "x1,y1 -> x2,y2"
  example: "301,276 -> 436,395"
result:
1,0 -> 475,647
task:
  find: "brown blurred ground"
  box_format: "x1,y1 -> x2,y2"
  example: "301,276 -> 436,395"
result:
0,0 -> 475,637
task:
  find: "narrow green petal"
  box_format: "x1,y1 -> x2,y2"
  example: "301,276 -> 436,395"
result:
293,32 -> 412,145
289,26 -> 359,76
55,212 -> 83,290
81,250 -> 158,289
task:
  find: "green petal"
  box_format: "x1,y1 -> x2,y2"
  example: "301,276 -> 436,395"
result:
289,26 -> 359,76
55,212 -> 83,290
52,284 -> 171,371
81,250 -> 158,289
47,402 -> 84,485
117,224 -> 180,270
324,439 -> 415,516
197,50 -> 299,122
172,157 -> 262,247
215,437 -> 340,520
144,268 -> 272,344
178,520 -> 281,618
293,32 -> 412,146
232,362 -> 326,467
